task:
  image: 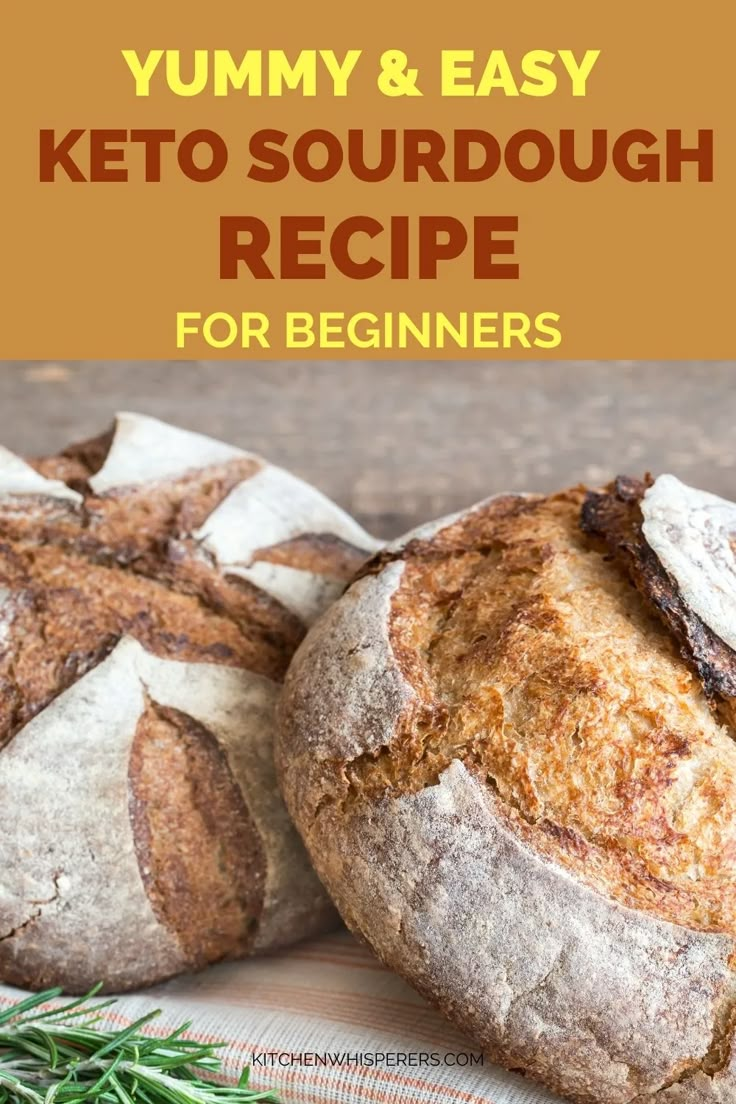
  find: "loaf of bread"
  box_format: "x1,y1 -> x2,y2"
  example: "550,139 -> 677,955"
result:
277,476 -> 736,1104
0,412 -> 378,993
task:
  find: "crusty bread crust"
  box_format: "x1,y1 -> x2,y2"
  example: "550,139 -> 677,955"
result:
0,414 -> 377,991
277,487 -> 736,1103
582,476 -> 736,703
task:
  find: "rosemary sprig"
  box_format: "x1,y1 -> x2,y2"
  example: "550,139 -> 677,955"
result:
0,988 -> 280,1104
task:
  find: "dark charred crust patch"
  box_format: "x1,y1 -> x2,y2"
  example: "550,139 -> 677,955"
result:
30,427 -> 116,493
581,476 -> 736,701
60,425 -> 116,478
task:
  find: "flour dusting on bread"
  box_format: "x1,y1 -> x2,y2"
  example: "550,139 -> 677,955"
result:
642,474 -> 736,653
0,414 -> 378,991
277,480 -> 736,1104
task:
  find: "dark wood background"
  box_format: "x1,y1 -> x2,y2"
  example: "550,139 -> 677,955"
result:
1,360 -> 734,538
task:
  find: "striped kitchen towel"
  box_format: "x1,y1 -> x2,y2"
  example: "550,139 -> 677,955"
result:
0,928 -> 562,1104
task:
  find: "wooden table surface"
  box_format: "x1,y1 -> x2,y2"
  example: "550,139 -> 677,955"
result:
1,359 -> 734,538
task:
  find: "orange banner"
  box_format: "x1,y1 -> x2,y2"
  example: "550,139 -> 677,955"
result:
2,1 -> 734,358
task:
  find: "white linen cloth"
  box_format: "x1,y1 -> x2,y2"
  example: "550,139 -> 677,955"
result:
0,928 -> 563,1104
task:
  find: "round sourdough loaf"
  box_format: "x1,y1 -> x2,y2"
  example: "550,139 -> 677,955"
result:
0,412 -> 378,993
277,477 -> 736,1104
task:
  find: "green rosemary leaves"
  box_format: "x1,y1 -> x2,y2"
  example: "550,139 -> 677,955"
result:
0,988 -> 280,1104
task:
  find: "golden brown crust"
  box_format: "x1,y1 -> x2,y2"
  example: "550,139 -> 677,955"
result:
0,480 -> 302,749
277,483 -> 736,1102
364,489 -> 736,937
252,532 -> 369,578
0,416 -> 369,990
32,429 -> 263,559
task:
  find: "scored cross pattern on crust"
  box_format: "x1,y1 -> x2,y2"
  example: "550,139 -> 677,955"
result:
0,413 -> 378,993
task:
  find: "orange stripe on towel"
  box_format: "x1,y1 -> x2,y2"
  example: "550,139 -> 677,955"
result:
0,996 -> 492,1104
